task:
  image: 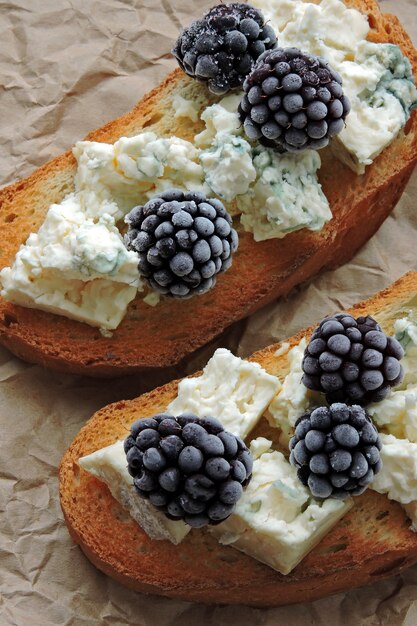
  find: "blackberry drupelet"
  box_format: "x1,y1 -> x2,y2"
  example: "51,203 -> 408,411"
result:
172,3 -> 277,95
238,47 -> 351,152
302,313 -> 404,405
124,189 -> 238,299
124,413 -> 253,527
289,404 -> 382,499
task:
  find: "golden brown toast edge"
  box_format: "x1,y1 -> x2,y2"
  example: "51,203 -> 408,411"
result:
59,271 -> 417,607
0,1 -> 417,376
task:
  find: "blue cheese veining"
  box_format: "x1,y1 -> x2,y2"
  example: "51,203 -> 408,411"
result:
0,96 -> 331,327
253,0 -> 417,173
0,199 -> 141,330
211,438 -> 352,575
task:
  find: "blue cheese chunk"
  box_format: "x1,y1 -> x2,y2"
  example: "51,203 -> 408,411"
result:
254,0 -> 417,172
199,135 -> 256,202
79,440 -> 190,545
337,42 -> 417,171
237,148 -> 331,242
268,339 -> 321,445
372,434 -> 417,507
368,318 -> 417,441
168,349 -> 280,439
0,198 -> 142,331
212,440 -> 352,575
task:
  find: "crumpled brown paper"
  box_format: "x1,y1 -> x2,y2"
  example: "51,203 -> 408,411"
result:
1,0 -> 417,623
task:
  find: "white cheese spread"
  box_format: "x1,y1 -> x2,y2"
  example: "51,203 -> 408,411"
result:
254,0 -> 417,172
168,348 -> 280,439
79,440 -> 190,544
212,439 -> 352,575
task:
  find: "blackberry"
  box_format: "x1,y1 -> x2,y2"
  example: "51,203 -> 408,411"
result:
124,413 -> 253,527
239,47 -> 351,152
289,404 -> 382,499
302,313 -> 404,405
172,3 -> 277,95
124,189 -> 238,299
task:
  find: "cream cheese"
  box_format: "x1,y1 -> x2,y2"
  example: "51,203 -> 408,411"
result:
168,348 -> 280,439
212,439 -> 352,575
394,317 -> 417,387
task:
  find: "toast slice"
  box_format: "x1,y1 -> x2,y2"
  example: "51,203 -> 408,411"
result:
1,0 -> 417,377
60,271 -> 417,607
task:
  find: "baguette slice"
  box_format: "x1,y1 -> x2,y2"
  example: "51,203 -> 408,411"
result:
1,0 -> 417,377
60,271 -> 417,607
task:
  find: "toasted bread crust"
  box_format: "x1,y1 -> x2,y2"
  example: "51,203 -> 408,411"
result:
60,272 -> 417,607
1,1 -> 417,376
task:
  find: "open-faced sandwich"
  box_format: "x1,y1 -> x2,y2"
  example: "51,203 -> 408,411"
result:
0,0 -> 416,376
60,272 -> 417,606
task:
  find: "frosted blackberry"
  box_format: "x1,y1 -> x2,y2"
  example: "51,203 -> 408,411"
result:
302,313 -> 404,405
124,413 -> 252,527
172,3 -> 277,95
239,47 -> 351,152
124,189 -> 238,299
289,404 -> 382,499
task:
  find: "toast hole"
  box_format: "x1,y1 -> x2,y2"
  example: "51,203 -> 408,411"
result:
4,213 -> 17,223
3,313 -> 17,327
218,551 -> 241,564
376,510 -> 389,521
318,542 -> 347,555
384,23 -> 392,35
368,14 -> 378,30
370,557 -> 407,577
112,506 -> 131,522
72,461 -> 80,485
404,118 -> 413,136
136,543 -> 149,554
142,113 -> 163,129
